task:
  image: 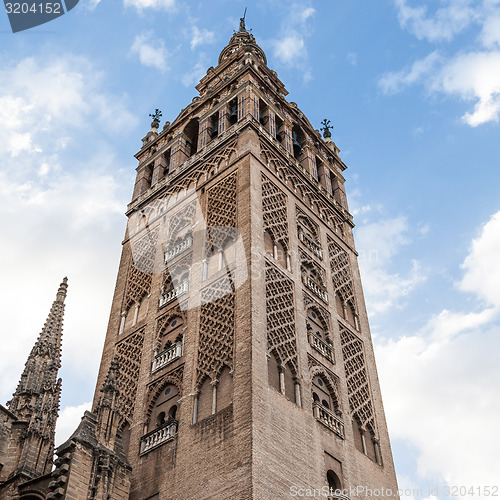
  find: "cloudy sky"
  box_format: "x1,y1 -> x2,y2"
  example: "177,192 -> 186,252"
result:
1,1 -> 499,498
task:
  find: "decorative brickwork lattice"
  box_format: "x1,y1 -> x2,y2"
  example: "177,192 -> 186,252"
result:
158,142 -> 238,207
262,174 -> 289,251
261,144 -> 345,235
339,324 -> 375,432
116,330 -> 145,420
168,201 -> 197,240
328,237 -> 356,311
196,274 -> 235,386
265,261 -> 298,372
205,172 -> 238,253
125,228 -> 159,309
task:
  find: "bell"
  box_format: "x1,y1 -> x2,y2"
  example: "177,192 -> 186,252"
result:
292,131 -> 302,155
210,126 -> 218,139
260,114 -> 269,126
276,131 -> 283,142
229,105 -> 238,124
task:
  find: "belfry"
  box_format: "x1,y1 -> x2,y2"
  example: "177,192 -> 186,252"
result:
1,20 -> 399,500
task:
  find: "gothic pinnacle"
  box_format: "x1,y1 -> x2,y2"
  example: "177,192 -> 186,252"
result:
56,276 -> 68,303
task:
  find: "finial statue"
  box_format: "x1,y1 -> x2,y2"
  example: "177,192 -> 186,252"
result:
320,119 -> 333,139
149,109 -> 162,130
240,7 -> 247,31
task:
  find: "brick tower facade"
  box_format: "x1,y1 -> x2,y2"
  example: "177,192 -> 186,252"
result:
1,20 -> 401,500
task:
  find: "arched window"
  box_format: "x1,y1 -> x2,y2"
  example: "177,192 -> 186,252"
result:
184,119 -> 199,157
160,316 -> 184,351
312,375 -> 333,411
327,470 -> 342,492
306,308 -> 329,342
149,384 -> 179,432
292,124 -> 305,159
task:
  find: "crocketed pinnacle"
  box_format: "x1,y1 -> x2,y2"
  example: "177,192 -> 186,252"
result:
8,278 -> 68,414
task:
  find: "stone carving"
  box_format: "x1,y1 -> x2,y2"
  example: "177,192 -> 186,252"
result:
265,261 -> 297,372
328,237 -> 356,313
115,329 -> 145,421
205,172 -> 238,253
196,274 -> 235,386
262,174 -> 289,251
125,228 -> 159,310
261,143 -> 345,234
338,324 -> 375,432
168,201 -> 197,241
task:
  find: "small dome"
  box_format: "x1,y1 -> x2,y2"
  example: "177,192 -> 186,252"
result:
218,29 -> 267,66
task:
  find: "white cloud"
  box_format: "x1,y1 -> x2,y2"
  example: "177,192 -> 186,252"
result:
84,0 -> 101,10
190,26 -> 215,50
269,2 -> 315,76
395,0 -> 477,42
56,402 -> 92,446
301,7 -> 316,21
394,0 -> 476,42
123,0 -> 175,11
480,14 -> 500,47
356,216 -> 427,314
131,32 -> 169,72
379,52 -> 441,95
346,52 -> 358,66
273,34 -> 305,64
375,210 -> 500,495
434,51 -> 500,126
385,0 -> 500,125
0,56 -> 135,161
0,55 -> 136,405
181,59 -> 207,87
459,210 -> 500,306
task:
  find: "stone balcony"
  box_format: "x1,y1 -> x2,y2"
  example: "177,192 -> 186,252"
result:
308,332 -> 334,362
165,236 -> 193,262
152,341 -> 183,373
159,279 -> 189,308
304,276 -> 328,302
299,231 -> 323,259
140,419 -> 178,455
313,402 -> 345,439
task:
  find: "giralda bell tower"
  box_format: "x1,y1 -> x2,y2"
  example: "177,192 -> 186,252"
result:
53,18 -> 400,500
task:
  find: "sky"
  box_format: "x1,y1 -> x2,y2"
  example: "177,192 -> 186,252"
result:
0,0 -> 499,498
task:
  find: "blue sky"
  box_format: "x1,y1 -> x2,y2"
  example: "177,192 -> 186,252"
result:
1,1 -> 499,498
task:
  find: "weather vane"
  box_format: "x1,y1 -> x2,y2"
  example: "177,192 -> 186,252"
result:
240,7 -> 247,31
320,119 -> 333,139
149,109 -> 162,122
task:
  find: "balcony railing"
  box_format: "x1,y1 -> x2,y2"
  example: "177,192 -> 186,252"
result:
140,419 -> 178,455
313,402 -> 344,439
159,279 -> 189,308
299,232 -> 323,259
152,341 -> 183,373
164,236 -> 193,262
304,276 -> 328,302
328,495 -> 351,500
308,332 -> 334,362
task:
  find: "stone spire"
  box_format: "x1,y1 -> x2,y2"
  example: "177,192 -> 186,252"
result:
7,277 -> 68,478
